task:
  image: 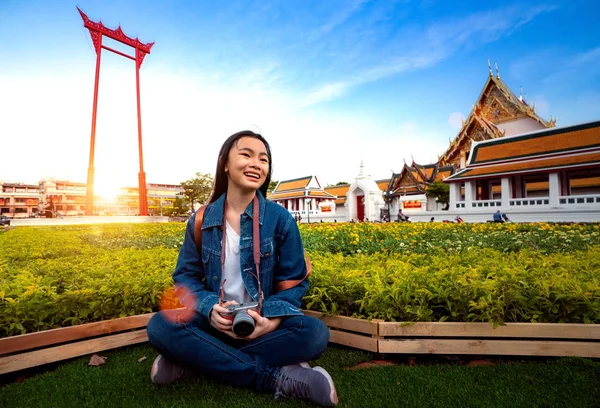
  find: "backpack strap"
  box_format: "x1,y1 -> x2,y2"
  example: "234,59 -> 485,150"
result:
193,202 -> 310,293
275,252 -> 311,292
193,205 -> 208,254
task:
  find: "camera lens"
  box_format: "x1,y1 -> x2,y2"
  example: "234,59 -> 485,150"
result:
232,310 -> 255,337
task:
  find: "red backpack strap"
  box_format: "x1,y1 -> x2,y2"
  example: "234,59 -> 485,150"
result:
275,251 -> 312,292
193,205 -> 208,253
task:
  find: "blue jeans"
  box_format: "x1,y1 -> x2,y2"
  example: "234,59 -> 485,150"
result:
146,310 -> 330,392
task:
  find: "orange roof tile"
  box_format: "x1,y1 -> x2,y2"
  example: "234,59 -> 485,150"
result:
325,185 -> 350,197
268,189 -> 336,200
276,177 -> 311,192
306,190 -> 336,198
376,179 -> 390,191
471,121 -> 600,165
268,191 -> 306,200
448,151 -> 600,181
435,169 -> 453,181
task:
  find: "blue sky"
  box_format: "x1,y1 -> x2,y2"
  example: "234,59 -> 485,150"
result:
1,0 -> 599,192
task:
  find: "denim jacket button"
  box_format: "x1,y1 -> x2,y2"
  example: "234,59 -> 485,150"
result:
213,276 -> 219,281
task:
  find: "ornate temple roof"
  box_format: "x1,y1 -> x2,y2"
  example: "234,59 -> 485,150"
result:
446,121 -> 600,182
323,184 -> 349,205
468,121 -> 600,166
267,175 -> 336,201
438,64 -> 556,169
275,176 -> 313,192
475,73 -> 556,128
389,162 -> 456,196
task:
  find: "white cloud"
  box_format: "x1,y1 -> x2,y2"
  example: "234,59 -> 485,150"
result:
299,4 -> 557,106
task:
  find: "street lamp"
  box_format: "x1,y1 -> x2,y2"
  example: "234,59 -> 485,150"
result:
305,198 -> 311,224
384,190 -> 392,222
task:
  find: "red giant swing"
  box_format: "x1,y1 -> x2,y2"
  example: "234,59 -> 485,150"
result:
78,7 -> 154,216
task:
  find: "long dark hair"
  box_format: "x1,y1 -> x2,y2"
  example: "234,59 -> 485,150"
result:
209,130 -> 272,204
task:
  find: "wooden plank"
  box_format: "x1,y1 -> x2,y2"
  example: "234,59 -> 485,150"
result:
329,330 -> 378,352
378,339 -> 600,358
302,310 -> 378,336
378,322 -> 600,340
0,313 -> 155,356
0,330 -> 149,375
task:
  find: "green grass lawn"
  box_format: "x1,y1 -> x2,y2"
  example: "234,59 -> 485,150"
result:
1,344 -> 599,408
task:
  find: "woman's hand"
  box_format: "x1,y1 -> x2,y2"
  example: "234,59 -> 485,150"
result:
210,301 -> 236,336
243,310 -> 281,340
210,302 -> 282,340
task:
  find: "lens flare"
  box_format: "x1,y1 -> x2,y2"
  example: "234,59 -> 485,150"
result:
158,286 -> 197,323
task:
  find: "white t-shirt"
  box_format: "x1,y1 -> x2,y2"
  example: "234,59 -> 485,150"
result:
221,221 -> 253,304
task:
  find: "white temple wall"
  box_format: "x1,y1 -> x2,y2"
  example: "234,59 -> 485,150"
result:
496,117 -> 546,136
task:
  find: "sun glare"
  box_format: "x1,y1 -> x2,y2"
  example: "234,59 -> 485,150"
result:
95,181 -> 120,202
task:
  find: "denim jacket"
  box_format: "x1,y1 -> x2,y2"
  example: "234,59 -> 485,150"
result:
172,191 -> 309,320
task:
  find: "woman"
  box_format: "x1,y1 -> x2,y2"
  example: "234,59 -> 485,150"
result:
147,130 -> 337,406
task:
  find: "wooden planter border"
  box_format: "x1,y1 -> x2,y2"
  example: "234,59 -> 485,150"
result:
303,310 -> 380,352
0,314 -> 154,375
377,321 -> 600,358
1,311 -> 599,375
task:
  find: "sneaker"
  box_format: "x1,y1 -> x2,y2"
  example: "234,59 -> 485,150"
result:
150,354 -> 192,385
275,364 -> 338,406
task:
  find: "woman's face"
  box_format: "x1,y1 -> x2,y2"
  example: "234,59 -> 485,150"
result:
225,136 -> 270,193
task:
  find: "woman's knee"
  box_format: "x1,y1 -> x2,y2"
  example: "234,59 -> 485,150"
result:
147,311 -> 178,349
302,316 -> 330,355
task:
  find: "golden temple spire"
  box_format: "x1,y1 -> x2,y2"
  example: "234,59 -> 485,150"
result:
488,59 -> 493,77
495,62 -> 500,79
519,86 -> 523,102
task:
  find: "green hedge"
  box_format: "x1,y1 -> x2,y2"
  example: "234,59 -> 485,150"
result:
1,223 -> 599,337
304,249 -> 600,325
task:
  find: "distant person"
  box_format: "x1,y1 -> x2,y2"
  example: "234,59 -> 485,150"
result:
146,130 -> 337,406
455,215 -> 464,223
44,199 -> 55,218
430,217 -> 435,222
502,213 -> 510,222
493,210 -> 504,223
398,209 -> 409,222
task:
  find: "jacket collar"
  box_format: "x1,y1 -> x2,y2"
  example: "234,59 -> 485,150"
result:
202,190 -> 266,229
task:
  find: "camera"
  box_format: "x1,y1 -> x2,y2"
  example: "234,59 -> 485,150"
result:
221,301 -> 259,337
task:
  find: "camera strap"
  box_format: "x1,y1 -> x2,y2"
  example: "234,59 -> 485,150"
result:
194,194 -> 311,305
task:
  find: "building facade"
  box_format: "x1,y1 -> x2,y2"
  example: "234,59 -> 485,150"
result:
444,120 -> 600,222
384,65 -> 560,221
0,180 -> 183,218
267,176 -> 337,220
0,183 -> 40,218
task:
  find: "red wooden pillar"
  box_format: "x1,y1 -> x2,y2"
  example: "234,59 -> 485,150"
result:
135,48 -> 148,215
85,31 -> 102,215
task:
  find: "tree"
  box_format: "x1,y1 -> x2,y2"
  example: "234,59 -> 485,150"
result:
180,172 -> 214,211
167,197 -> 188,216
426,181 -> 450,210
268,180 -> 279,194
325,181 -> 349,188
